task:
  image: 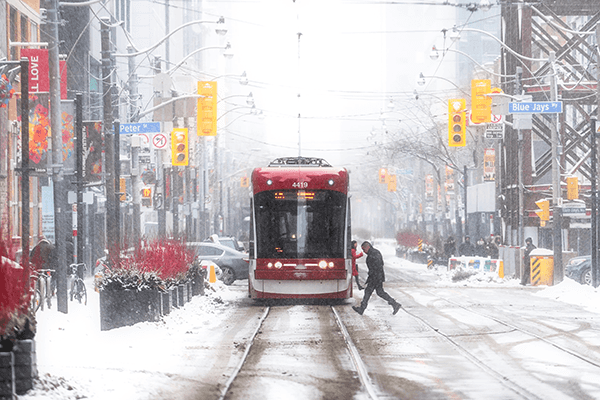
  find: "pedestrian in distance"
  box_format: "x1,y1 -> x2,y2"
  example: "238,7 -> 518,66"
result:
475,237 -> 487,257
487,236 -> 499,259
458,236 -> 475,257
352,241 -> 402,316
351,240 -> 364,291
443,236 -> 457,260
521,237 -> 537,286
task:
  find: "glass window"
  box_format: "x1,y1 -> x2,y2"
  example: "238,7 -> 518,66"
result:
198,245 -> 223,257
254,190 -> 346,259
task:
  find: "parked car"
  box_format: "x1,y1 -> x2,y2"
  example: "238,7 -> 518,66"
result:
187,242 -> 249,285
565,255 -> 591,285
204,234 -> 246,253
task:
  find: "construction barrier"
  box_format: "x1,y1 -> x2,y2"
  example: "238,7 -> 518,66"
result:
530,248 -> 554,286
448,256 -> 503,277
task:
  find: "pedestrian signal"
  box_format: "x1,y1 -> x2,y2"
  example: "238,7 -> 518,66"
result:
535,199 -> 550,221
171,128 -> 188,166
141,187 -> 152,207
448,99 -> 466,147
566,176 -> 579,200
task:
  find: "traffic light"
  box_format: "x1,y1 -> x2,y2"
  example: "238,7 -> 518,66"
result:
378,168 -> 387,183
448,99 -> 466,147
566,176 -> 579,200
535,199 -> 550,221
241,176 -> 249,187
141,187 -> 152,207
171,128 -> 188,166
471,79 -> 492,123
197,81 -> 217,136
387,174 -> 397,192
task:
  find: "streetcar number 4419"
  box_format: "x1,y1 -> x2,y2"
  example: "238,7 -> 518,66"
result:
292,182 -> 308,188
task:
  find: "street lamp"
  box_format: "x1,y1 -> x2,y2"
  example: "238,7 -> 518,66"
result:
166,43 -> 233,76
417,72 -> 470,96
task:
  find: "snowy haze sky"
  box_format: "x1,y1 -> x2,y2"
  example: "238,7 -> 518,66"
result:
205,0 -> 460,167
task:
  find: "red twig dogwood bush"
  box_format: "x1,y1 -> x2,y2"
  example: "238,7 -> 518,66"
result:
99,239 -> 195,292
0,239 -> 32,338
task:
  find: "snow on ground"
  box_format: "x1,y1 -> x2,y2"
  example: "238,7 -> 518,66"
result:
20,280 -> 242,400
18,244 -> 600,399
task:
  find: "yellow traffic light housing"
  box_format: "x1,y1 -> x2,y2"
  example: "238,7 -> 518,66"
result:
241,176 -> 249,187
197,81 -> 217,136
448,99 -> 466,147
566,176 -> 579,200
471,79 -> 492,123
535,199 -> 550,221
171,128 -> 189,166
387,174 -> 397,192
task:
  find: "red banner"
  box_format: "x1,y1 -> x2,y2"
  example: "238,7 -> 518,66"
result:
21,49 -> 67,98
21,49 -> 49,93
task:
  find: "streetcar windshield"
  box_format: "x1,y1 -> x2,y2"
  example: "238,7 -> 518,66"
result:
254,190 -> 346,259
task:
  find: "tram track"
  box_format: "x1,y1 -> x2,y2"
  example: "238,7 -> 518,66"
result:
394,274 -> 600,399
217,304 -> 380,400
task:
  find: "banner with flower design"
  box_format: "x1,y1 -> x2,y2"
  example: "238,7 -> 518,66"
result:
83,121 -> 103,185
61,100 -> 75,174
25,93 -> 51,174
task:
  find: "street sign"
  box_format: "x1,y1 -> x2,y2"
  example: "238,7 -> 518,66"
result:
120,122 -> 161,134
562,201 -> 587,217
152,133 -> 168,149
508,101 -> 563,114
485,122 -> 504,139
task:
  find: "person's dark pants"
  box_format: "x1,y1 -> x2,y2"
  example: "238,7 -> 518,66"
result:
359,282 -> 397,310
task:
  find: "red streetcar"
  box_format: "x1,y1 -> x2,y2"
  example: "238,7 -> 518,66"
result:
248,157 -> 352,299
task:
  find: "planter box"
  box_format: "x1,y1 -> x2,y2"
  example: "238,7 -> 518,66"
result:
13,340 -> 36,395
178,284 -> 186,305
171,286 -> 179,308
0,352 -> 14,400
100,289 -> 161,331
191,270 -> 205,296
161,291 -> 172,315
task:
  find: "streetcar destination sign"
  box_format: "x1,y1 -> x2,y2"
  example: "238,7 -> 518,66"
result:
508,101 -> 563,114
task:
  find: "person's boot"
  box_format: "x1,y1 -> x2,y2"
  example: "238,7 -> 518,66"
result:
392,302 -> 401,315
352,305 -> 364,315
357,284 -> 364,291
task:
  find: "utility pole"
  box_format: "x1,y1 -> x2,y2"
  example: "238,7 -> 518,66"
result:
75,93 -> 84,268
592,22 -> 600,288
101,17 -> 118,261
515,67 -> 524,246
19,59 -> 30,273
463,165 -> 468,238
48,0 -> 68,313
128,46 -> 141,245
549,51 -> 563,284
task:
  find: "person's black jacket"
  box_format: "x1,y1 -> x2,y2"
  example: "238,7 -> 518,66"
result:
365,247 -> 385,285
458,241 -> 475,257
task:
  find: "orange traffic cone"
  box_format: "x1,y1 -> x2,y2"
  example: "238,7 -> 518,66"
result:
209,263 -> 217,283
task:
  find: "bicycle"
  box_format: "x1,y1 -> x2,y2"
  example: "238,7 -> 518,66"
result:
30,269 -> 55,312
69,263 -> 87,305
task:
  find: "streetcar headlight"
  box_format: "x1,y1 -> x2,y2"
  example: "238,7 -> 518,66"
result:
328,262 -> 334,268
319,260 -> 327,269
268,262 -> 273,268
275,261 -> 283,269
266,179 -> 273,185
328,179 -> 334,186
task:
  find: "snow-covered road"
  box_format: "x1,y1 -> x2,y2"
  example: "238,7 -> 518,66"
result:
21,245 -> 600,399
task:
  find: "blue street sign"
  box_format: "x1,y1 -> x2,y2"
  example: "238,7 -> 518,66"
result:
119,122 -> 161,134
508,101 -> 563,114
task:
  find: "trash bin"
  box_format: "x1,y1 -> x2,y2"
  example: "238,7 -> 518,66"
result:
529,248 -> 554,286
